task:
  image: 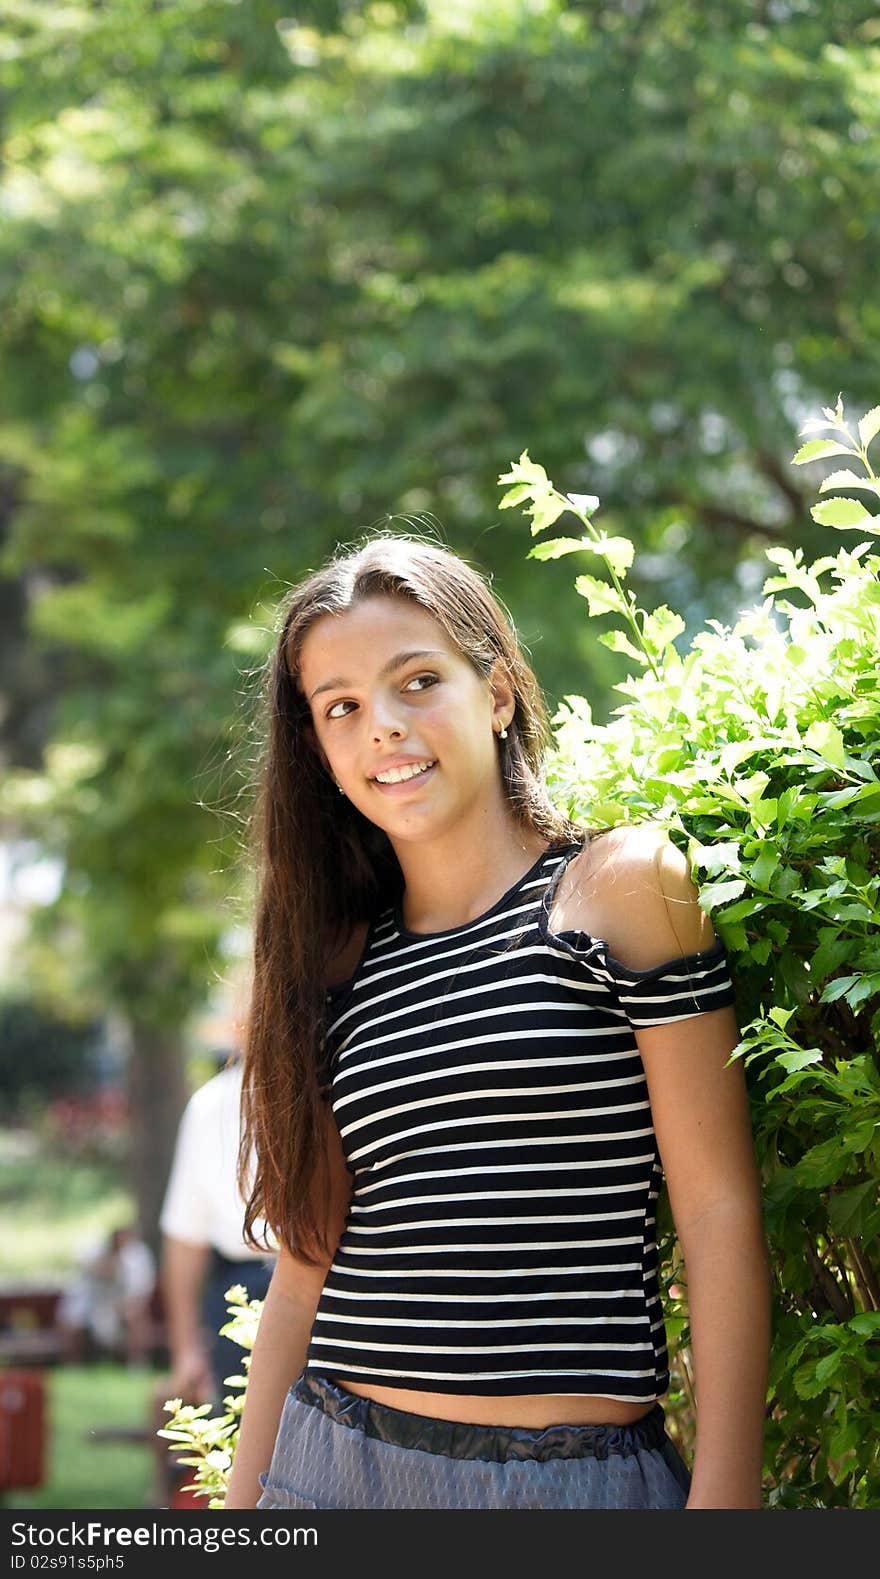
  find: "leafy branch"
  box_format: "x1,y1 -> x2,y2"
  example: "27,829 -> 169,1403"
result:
157,1285 -> 263,1509
497,454 -> 679,681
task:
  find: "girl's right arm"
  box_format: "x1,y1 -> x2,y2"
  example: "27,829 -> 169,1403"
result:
221,1246 -> 328,1508
223,1106 -> 353,1509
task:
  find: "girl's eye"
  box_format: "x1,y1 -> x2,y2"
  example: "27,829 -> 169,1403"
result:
325,673 -> 438,720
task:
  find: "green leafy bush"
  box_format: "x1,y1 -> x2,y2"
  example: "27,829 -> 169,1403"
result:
499,393 -> 880,1508
162,395 -> 880,1509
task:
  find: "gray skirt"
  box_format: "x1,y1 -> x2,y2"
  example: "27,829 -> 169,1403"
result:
257,1371 -> 692,1510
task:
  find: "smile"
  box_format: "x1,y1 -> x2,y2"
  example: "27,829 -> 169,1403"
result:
370,761 -> 438,792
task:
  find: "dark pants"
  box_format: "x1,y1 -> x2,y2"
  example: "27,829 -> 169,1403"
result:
204,1250 -> 274,1405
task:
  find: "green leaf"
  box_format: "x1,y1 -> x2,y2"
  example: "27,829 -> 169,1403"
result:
811,497 -> 877,529
793,1358 -> 830,1399
529,495 -> 567,535
498,450 -> 549,488
776,786 -> 803,828
767,1006 -> 796,1030
819,469 -> 880,496
829,1418 -> 861,1460
791,439 -> 855,465
640,605 -> 686,651
818,975 -> 861,1004
527,536 -> 593,560
698,878 -> 747,910
748,849 -> 778,888
848,1311 -> 880,1337
595,534 -> 636,575
689,840 -> 742,876
529,533 -> 633,573
814,1350 -> 843,1388
776,1047 -> 823,1073
821,784 -> 876,810
715,895 -> 768,922
842,973 -> 880,1008
597,629 -> 649,663
843,1118 -> 878,1154
498,482 -> 535,509
770,863 -> 800,898
803,720 -> 846,770
590,801 -> 628,823
574,573 -> 621,616
857,404 -> 880,449
795,1136 -> 851,1187
828,1181 -> 878,1237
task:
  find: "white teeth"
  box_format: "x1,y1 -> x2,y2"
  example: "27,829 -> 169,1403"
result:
374,759 -> 435,784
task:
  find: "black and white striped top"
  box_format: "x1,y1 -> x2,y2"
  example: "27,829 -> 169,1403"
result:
305,839 -> 737,1401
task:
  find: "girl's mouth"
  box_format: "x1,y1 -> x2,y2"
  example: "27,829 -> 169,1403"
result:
370,761 -> 438,794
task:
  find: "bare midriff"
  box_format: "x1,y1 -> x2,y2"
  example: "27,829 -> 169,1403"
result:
329,1378 -> 654,1427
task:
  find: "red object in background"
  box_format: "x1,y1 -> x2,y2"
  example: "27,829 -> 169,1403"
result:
0,1369 -> 46,1490
44,1090 -> 129,1156
169,1482 -> 205,1508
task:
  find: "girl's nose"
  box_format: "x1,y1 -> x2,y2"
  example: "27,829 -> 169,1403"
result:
367,698 -> 406,739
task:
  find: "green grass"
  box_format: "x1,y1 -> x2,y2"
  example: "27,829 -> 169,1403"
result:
0,1128 -> 133,1277
3,1364 -> 164,1510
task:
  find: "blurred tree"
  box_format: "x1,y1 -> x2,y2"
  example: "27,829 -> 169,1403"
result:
1,0 -> 877,1237
0,996 -> 101,1118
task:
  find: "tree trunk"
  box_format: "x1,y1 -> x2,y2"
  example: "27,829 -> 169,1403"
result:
126,1019 -> 188,1260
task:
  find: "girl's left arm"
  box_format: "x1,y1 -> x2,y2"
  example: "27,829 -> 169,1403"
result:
634,837 -> 772,1509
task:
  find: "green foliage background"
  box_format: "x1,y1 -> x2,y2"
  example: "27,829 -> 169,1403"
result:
3,0 -> 878,1046
1,0 -> 879,1507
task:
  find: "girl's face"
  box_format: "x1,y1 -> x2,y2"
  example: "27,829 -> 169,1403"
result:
298,595 -> 513,839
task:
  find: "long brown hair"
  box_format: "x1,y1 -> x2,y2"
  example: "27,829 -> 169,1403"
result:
239,528 -> 590,1263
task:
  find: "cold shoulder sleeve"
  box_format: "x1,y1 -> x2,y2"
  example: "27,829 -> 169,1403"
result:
539,900 -> 738,1030
600,938 -> 737,1028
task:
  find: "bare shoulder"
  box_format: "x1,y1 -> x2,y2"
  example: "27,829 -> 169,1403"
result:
564,818 -> 680,899
562,821 -> 718,970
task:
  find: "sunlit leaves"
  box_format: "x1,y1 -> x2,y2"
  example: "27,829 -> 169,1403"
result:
158,1284 -> 262,1508
509,395 -> 880,1507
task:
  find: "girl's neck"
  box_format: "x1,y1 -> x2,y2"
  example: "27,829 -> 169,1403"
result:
392,822 -> 552,935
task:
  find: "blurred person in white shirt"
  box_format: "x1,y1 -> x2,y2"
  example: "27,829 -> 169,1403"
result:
159,1054 -> 276,1406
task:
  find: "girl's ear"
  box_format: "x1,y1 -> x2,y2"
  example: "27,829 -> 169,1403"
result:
488,657 -> 516,722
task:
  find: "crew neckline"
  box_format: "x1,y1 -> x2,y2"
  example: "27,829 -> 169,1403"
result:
393,842 -> 566,941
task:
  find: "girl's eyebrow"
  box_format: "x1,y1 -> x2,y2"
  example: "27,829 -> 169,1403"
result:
308,649 -> 447,703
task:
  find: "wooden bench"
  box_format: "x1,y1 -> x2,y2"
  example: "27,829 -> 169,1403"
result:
0,1281 -> 168,1369
0,1287 -> 64,1368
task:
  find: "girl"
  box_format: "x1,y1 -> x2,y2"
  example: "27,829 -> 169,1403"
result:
224,531 -> 771,1511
